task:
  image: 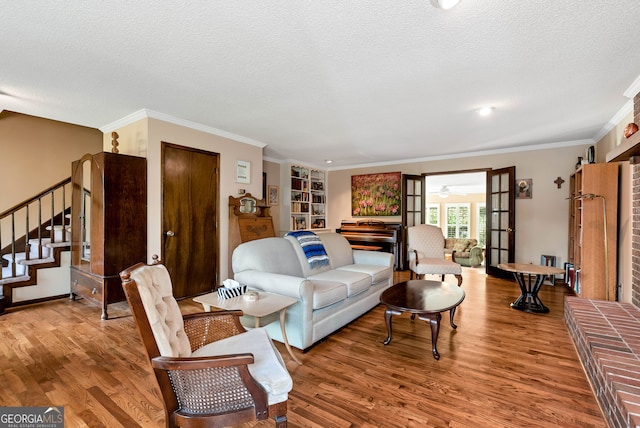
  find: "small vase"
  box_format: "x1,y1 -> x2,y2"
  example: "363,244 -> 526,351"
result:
624,123 -> 639,139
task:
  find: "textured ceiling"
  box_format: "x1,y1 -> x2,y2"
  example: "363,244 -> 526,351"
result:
2,1 -> 640,168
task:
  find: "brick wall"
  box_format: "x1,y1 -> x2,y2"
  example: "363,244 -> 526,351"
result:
633,93 -> 640,307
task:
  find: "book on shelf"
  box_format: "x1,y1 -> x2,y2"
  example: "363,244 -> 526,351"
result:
291,216 -> 307,230
291,202 -> 309,213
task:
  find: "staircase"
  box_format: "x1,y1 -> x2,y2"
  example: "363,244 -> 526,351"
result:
0,178 -> 72,313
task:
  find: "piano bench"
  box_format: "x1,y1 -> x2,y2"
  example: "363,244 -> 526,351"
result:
351,245 -> 383,251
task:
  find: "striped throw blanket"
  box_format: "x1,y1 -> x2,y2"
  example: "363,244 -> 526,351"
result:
286,230 -> 330,269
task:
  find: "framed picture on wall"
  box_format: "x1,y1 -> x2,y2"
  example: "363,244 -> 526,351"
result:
236,160 -> 250,184
268,185 -> 279,206
516,179 -> 532,199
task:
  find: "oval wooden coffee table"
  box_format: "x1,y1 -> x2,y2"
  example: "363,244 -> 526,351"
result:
380,280 -> 465,360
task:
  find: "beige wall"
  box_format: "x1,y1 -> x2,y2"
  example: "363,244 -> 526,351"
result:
104,114 -> 634,298
1,111 -> 102,211
4,108 -> 633,302
0,111 -> 102,302
105,117 -> 264,281
328,144 -> 587,268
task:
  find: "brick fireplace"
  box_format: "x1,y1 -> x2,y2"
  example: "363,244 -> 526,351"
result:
632,92 -> 640,307
563,92 -> 640,428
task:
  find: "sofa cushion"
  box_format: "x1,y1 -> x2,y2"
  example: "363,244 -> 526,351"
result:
310,280 -> 348,309
308,269 -> 371,297
337,264 -> 392,285
410,257 -> 462,275
317,233 -> 355,268
233,237 -> 303,277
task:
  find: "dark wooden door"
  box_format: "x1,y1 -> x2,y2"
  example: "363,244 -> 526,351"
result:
485,166 -> 515,277
401,174 -> 425,270
161,142 -> 219,298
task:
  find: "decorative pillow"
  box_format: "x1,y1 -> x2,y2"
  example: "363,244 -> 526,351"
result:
445,238 -> 457,250
466,239 -> 478,251
453,239 -> 471,253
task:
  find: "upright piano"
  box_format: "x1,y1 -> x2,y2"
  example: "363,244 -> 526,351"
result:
336,220 -> 402,270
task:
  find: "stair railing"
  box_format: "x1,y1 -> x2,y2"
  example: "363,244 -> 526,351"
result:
0,178 -> 72,280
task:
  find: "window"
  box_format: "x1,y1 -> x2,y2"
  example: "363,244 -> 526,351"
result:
445,203 -> 470,238
426,204 -> 440,226
476,203 -> 486,247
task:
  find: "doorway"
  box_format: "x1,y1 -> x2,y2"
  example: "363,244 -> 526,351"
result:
161,142 -> 220,299
413,167 -> 515,275
424,171 -> 487,251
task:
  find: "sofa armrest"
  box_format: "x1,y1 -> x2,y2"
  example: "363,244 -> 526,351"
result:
469,246 -> 484,264
233,270 -> 312,300
352,249 -> 394,268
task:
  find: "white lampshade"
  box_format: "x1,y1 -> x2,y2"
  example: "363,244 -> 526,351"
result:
430,0 -> 461,10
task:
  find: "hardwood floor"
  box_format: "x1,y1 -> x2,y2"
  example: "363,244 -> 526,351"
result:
0,268 -> 605,427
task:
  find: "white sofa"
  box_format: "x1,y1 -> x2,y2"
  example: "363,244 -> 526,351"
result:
232,232 -> 394,351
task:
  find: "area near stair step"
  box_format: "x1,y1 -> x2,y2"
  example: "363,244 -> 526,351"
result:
45,224 -> 70,241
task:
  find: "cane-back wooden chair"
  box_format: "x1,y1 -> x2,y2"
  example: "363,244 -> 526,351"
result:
120,257 -> 292,428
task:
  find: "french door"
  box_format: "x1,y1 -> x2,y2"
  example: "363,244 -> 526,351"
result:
401,174 -> 425,270
485,166 -> 515,277
402,167 -> 515,277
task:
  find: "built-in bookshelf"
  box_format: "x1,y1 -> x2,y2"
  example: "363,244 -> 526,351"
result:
288,165 -> 326,231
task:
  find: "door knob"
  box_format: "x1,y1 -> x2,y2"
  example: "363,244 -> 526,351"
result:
165,230 -> 175,237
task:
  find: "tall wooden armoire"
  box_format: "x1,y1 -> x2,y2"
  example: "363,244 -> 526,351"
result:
70,152 -> 147,319
568,162 -> 618,300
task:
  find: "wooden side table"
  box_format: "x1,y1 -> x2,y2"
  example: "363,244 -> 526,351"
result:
193,291 -> 302,365
498,263 -> 565,313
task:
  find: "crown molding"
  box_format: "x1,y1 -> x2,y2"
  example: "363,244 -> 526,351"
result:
592,99 -> 633,143
99,109 -> 267,148
327,139 -> 593,171
624,73 -> 640,99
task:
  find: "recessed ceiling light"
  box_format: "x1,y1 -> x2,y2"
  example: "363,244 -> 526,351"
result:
477,106 -> 495,116
430,0 -> 461,10
325,160 -> 333,164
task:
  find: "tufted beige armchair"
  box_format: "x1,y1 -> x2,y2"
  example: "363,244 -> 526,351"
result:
120,257 -> 292,428
407,224 -> 463,286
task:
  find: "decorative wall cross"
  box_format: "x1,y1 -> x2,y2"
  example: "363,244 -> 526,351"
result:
554,177 -> 565,189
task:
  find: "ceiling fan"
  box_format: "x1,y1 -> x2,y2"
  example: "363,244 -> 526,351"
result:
429,185 -> 467,198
